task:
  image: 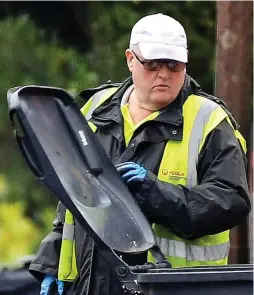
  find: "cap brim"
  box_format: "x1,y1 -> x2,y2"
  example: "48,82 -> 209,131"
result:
139,42 -> 188,63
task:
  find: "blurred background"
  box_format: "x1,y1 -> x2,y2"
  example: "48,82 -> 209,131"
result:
0,1 -> 252,269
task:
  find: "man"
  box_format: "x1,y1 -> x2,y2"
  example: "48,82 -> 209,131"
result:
29,13 -> 251,295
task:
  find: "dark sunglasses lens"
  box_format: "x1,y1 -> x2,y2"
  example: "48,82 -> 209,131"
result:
144,61 -> 160,71
144,60 -> 186,72
169,62 -> 185,72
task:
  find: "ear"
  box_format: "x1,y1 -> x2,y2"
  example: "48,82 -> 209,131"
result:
125,49 -> 134,72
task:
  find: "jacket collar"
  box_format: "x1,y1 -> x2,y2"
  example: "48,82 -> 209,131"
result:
91,75 -> 200,126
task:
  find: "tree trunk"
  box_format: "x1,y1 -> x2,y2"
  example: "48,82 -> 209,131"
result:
215,0 -> 253,264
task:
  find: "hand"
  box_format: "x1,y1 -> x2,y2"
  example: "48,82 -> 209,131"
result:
40,274 -> 65,295
116,162 -> 155,215
116,162 -> 148,184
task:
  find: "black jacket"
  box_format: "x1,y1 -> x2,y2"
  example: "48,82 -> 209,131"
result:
29,75 -> 251,295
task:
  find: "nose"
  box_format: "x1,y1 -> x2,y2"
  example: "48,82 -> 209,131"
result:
158,63 -> 171,79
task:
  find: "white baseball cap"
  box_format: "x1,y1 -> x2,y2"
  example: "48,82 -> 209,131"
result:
129,13 -> 188,63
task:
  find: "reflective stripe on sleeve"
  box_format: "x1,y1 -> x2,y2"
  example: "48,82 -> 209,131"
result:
62,223 -> 74,241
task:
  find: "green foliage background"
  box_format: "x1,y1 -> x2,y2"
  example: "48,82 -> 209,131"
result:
0,2 -> 218,264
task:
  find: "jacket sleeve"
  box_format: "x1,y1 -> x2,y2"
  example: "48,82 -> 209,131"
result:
134,120 -> 251,240
29,202 -> 65,281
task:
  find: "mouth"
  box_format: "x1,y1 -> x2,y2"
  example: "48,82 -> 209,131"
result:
153,85 -> 170,90
154,85 -> 169,88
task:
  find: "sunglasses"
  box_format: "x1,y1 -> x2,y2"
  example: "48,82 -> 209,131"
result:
132,51 -> 186,72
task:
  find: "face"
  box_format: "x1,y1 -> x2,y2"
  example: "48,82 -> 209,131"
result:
125,48 -> 186,111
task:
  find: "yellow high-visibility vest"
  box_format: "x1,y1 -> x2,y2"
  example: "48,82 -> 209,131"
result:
148,94 -> 246,267
58,87 -> 246,280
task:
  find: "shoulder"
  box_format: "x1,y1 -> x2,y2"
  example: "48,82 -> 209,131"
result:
78,80 -> 122,103
195,91 -> 239,130
196,91 -> 227,108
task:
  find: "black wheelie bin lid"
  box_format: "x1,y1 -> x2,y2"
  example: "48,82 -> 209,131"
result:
137,264 -> 253,295
7,85 -> 156,254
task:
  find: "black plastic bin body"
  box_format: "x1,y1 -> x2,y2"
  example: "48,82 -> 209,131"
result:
0,267 -> 40,295
137,264 -> 253,295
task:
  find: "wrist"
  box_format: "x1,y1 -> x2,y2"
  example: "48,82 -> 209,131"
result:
142,170 -> 155,189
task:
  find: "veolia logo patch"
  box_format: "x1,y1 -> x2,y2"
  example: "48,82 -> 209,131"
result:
161,169 -> 185,180
78,130 -> 88,146
162,169 -> 184,177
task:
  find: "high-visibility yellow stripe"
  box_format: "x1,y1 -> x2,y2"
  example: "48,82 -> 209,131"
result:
80,87 -> 118,119
235,129 -> 247,153
58,210 -> 78,281
88,121 -> 97,132
225,117 -> 247,153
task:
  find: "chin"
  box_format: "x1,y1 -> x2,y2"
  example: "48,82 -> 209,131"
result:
153,94 -> 173,105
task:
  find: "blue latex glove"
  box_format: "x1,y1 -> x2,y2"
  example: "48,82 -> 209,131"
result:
116,162 -> 148,183
57,280 -> 65,295
40,274 -> 65,295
